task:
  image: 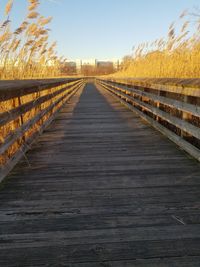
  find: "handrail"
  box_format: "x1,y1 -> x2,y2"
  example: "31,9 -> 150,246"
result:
0,78 -> 85,181
107,78 -> 200,96
0,78 -> 82,101
96,78 -> 200,162
0,80 -> 81,127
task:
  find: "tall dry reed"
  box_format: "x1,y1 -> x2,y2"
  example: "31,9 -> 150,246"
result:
118,9 -> 200,78
0,0 -> 67,79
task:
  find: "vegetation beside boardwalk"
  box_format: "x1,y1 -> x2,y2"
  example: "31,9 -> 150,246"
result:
118,9 -> 200,78
0,0 -> 67,79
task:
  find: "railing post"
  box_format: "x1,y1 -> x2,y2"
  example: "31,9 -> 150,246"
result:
17,96 -> 24,126
156,90 -> 160,122
181,95 -> 190,139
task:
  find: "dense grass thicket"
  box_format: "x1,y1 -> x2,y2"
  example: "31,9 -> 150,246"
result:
118,9 -> 200,78
0,0 -> 66,79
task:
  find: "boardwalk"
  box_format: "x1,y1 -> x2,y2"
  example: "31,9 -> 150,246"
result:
0,83 -> 200,266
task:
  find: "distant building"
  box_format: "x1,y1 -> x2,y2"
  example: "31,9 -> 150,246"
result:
112,59 -> 121,70
65,58 -> 122,75
81,59 -> 97,66
95,61 -> 114,75
96,61 -> 113,68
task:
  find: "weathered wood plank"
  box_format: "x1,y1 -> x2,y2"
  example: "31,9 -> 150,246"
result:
0,239 -> 200,266
1,224 -> 200,249
1,213 -> 200,233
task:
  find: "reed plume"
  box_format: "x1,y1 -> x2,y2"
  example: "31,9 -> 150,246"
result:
119,8 -> 200,78
0,0 -> 66,79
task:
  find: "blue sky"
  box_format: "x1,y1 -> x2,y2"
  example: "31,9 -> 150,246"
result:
1,0 -> 200,60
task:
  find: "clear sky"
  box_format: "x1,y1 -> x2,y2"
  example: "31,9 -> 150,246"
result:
1,0 -> 200,60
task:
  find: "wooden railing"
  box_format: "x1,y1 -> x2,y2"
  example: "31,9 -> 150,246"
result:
96,78 -> 200,162
0,78 -> 85,181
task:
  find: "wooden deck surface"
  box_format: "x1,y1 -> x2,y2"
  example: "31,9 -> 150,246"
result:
0,83 -> 200,266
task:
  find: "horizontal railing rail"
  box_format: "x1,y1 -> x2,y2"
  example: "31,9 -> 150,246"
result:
96,78 -> 200,162
0,78 -> 85,181
0,78 -> 81,101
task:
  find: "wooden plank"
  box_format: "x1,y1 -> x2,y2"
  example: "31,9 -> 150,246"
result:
1,224 -> 200,249
1,213 -> 200,233
0,240 -> 200,266
34,257 -> 200,267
